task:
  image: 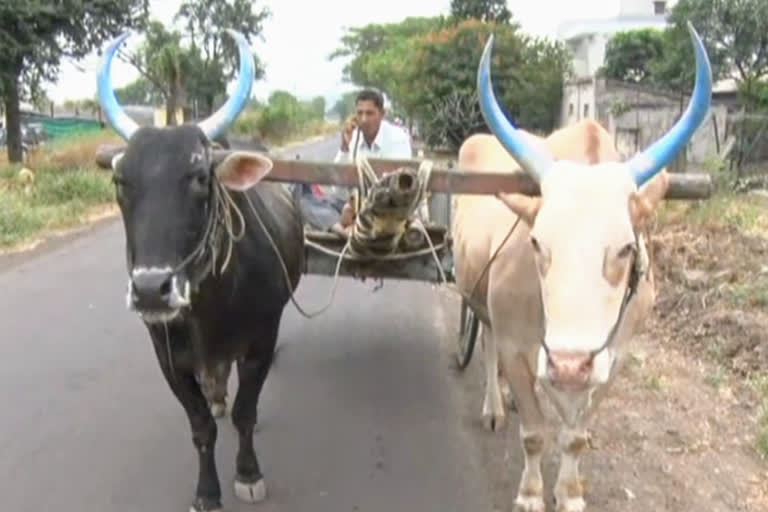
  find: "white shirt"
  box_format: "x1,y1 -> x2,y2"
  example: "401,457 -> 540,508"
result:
334,119 -> 413,164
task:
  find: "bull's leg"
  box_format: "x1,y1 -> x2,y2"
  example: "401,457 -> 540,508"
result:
553,380 -> 615,512
149,327 -> 222,512
230,313 -> 280,504
503,351 -> 547,512
553,426 -> 588,512
201,362 -> 232,418
481,325 -> 506,431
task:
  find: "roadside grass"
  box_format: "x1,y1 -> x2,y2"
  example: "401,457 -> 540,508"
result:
0,131 -> 119,250
233,113 -> 339,147
657,190 -> 768,237
0,118 -> 337,253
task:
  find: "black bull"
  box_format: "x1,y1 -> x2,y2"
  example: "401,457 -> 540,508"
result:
113,125 -> 304,510
96,28 -> 308,510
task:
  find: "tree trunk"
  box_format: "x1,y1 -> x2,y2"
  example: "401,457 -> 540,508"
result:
205,94 -> 215,117
166,98 -> 178,126
3,73 -> 24,164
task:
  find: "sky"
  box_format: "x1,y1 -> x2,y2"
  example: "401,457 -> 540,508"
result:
44,0 -> 618,107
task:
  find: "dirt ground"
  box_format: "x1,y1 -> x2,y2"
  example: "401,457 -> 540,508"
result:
441,193 -> 768,511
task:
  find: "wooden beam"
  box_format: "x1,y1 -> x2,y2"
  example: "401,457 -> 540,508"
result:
94,144 -> 714,199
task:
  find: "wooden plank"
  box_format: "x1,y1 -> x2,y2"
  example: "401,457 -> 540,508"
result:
94,144 -> 713,199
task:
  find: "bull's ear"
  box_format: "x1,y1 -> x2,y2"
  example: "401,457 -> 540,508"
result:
629,169 -> 669,225
496,192 -> 541,226
214,151 -> 273,191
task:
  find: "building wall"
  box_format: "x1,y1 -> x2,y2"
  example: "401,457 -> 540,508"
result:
561,78 -> 734,168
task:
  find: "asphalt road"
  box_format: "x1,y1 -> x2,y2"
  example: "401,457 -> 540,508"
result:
0,135 -> 509,512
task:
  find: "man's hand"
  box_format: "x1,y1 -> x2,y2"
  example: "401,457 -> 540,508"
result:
341,115 -> 357,151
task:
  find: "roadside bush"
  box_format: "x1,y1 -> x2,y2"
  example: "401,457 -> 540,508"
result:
233,90 -> 335,145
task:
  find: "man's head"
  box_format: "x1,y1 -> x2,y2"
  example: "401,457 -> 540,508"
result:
355,89 -> 385,141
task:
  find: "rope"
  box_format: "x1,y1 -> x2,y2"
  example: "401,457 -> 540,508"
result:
242,192 -> 350,319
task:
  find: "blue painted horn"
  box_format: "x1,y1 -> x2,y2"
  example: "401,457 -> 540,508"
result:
625,22 -> 712,186
477,22 -> 713,187
97,29 -> 254,142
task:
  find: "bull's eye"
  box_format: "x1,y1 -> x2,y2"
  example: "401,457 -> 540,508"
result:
192,173 -> 209,190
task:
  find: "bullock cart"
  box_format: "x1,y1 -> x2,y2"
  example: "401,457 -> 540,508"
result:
95,145 -> 714,368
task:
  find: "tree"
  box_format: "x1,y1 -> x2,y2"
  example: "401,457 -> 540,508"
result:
119,21 -> 197,125
114,77 -> 164,105
329,91 -> 358,122
401,20 -> 570,150
601,29 -> 665,83
329,16 -> 447,102
0,0 -> 148,162
175,0 -> 270,117
449,0 -> 512,24
309,96 -> 326,120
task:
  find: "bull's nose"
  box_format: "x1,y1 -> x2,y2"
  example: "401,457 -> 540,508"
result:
546,350 -> 593,391
131,269 -> 174,309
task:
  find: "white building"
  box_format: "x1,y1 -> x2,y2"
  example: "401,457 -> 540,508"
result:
557,0 -> 673,79
557,0 -> 676,126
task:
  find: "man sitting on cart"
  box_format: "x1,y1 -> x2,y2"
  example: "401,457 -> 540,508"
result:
305,89 -> 413,232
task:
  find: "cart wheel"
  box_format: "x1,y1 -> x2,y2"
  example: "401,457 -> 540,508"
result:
455,298 -> 479,371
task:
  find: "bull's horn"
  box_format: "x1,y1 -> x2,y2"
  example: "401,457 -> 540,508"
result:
97,31 -> 140,141
477,34 -> 554,181
627,22 -> 712,186
196,29 -> 255,141
97,29 -> 254,143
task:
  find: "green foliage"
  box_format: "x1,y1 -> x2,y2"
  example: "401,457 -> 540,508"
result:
0,131 -> 118,248
115,1 -> 270,121
0,0 -> 148,162
176,0 -> 270,116
329,91 -> 358,122
602,29 -> 665,83
114,77 -> 163,105
233,91 -> 331,144
402,20 -> 570,149
329,16 -> 448,101
449,0 -> 512,24
331,15 -> 569,151
603,0 -> 768,104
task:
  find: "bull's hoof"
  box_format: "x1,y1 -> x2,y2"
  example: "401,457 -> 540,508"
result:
481,410 -> 507,432
190,496 -> 222,512
234,477 -> 266,503
210,400 -> 227,418
555,496 -> 586,512
513,495 -> 545,512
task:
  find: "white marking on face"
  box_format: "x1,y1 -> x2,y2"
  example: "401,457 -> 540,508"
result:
139,309 -> 181,324
131,266 -> 172,278
126,266 -> 191,317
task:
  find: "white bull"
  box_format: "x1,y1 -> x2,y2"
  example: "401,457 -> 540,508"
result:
451,22 -> 712,512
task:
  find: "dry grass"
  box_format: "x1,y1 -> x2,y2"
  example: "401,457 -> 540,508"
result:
651,189 -> 768,457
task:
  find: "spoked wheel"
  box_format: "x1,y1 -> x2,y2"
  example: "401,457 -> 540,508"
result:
455,297 -> 480,371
